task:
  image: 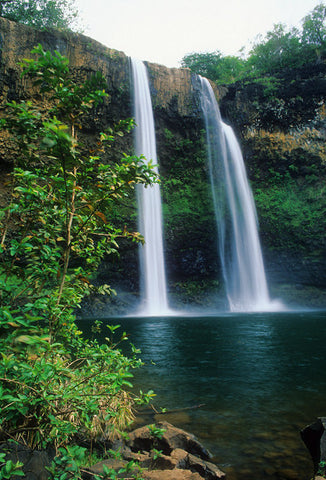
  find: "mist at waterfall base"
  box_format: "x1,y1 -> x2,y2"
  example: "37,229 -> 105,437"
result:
79,310 -> 326,480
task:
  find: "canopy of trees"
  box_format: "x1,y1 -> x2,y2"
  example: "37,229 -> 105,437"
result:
181,3 -> 326,84
0,0 -> 80,30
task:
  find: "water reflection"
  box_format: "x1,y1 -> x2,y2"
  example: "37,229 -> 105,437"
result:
79,311 -> 326,480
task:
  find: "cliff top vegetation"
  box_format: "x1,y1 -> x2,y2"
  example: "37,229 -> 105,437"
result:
181,3 -> 326,85
0,0 -> 81,30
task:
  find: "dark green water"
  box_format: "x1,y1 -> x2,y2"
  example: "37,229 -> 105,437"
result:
79,310 -> 326,480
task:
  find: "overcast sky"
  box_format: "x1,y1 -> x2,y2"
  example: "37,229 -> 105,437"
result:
75,0 -> 322,68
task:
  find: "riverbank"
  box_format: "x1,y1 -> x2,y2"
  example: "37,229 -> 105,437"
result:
1,422 -> 226,480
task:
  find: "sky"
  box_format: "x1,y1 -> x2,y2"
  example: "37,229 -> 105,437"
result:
74,0 -> 322,68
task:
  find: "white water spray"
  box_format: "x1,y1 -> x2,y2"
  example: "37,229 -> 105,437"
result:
131,58 -> 170,316
199,76 -> 282,312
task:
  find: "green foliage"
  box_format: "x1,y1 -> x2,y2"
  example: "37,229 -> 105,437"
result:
0,44 -> 156,471
0,44 -> 156,326
180,3 -> 326,263
181,3 -> 326,86
46,445 -> 87,480
0,0 -> 81,31
0,453 -> 24,479
247,125 -> 326,253
181,51 -> 222,78
160,128 -> 215,267
161,127 -> 210,219
172,279 -> 220,303
0,314 -> 150,449
46,445 -> 141,480
317,460 -> 326,477
254,182 -> 326,252
245,126 -> 326,184
247,23 -> 307,75
181,50 -> 247,84
147,424 -> 166,440
151,448 -> 163,460
302,3 -> 326,53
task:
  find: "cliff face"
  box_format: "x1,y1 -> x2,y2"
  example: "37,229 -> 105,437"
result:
0,17 -> 200,123
218,67 -> 326,307
1,17 -> 325,311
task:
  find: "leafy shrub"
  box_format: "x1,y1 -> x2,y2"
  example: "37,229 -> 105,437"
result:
0,45 -> 155,461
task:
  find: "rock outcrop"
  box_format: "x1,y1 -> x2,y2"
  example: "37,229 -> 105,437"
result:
89,422 -> 226,480
301,417 -> 326,475
0,16 -> 199,126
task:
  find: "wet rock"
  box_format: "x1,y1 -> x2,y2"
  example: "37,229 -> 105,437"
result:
127,421 -> 212,461
77,423 -> 225,480
122,422 -> 225,479
301,417 -> 326,473
170,448 -> 189,468
186,452 -> 225,480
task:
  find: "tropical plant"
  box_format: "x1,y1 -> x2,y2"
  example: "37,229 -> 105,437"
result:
0,44 -> 156,465
0,453 -> 24,479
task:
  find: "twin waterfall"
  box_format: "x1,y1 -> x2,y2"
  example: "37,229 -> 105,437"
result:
131,59 -> 278,314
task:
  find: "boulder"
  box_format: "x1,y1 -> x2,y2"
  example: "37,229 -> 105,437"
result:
122,422 -> 225,480
88,422 -> 225,480
301,417 -> 326,473
127,421 -> 212,460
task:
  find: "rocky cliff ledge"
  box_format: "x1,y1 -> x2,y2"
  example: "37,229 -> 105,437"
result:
0,17 -> 200,132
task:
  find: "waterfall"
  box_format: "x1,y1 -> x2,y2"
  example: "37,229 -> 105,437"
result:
199,76 -> 281,312
130,58 -> 170,316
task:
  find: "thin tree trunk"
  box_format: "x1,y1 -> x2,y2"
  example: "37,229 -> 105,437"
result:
56,165 -> 77,304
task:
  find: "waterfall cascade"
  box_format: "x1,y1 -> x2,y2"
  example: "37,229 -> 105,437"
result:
131,58 -> 170,316
199,76 -> 282,312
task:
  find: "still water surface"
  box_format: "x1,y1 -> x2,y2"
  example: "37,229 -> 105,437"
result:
79,310 -> 326,480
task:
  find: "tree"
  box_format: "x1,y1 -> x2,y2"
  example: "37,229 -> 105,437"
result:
0,0 -> 80,30
0,45 -> 155,469
180,4 -> 326,86
181,51 -> 247,84
181,51 -> 223,78
247,23 -> 306,75
301,2 -> 326,58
